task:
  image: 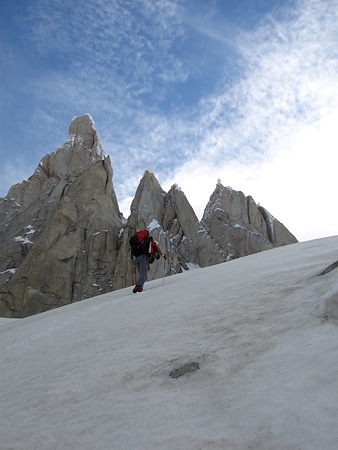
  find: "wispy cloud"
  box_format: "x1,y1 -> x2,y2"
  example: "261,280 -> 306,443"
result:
160,0 -> 338,239
1,0 -> 337,240
24,0 -> 186,95
192,0 -> 338,160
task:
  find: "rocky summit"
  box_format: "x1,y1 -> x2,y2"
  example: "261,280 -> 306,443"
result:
0,115 -> 298,317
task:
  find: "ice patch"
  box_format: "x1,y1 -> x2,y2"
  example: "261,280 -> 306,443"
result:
25,225 -> 35,235
13,236 -> 33,245
0,268 -> 16,275
185,263 -> 201,270
265,209 -> 276,241
148,219 -> 161,232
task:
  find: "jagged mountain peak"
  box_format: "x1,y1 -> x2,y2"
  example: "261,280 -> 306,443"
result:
33,113 -> 104,188
128,170 -> 166,228
1,114 -> 105,215
37,113 -> 105,182
68,114 -> 104,159
0,115 -> 298,317
69,113 -> 95,134
202,180 -> 297,259
60,113 -> 105,169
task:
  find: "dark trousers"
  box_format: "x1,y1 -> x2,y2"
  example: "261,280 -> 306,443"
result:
135,254 -> 148,289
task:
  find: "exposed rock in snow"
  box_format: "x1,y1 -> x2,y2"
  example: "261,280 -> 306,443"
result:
319,260 -> 338,276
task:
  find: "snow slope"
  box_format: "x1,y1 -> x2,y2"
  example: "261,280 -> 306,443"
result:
1,236 -> 338,450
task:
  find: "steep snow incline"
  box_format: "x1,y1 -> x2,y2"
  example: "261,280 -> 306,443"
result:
1,236 -> 338,450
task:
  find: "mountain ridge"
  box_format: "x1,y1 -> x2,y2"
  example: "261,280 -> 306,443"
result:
0,114 -> 298,317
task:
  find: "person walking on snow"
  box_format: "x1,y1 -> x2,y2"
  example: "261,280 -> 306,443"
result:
133,235 -> 167,293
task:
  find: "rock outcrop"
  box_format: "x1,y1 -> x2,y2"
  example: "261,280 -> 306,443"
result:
0,115 -> 298,317
0,115 -> 123,317
112,173 -> 226,290
201,182 -> 298,259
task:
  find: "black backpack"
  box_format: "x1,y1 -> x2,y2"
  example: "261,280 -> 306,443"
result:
129,230 -> 152,257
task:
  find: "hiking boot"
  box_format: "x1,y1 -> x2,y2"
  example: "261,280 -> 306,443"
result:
133,285 -> 143,293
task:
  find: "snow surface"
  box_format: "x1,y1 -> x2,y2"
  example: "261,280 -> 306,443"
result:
1,236 -> 338,450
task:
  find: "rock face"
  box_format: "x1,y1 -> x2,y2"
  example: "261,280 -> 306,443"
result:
201,182 -> 298,259
0,115 -> 123,317
0,115 -> 298,317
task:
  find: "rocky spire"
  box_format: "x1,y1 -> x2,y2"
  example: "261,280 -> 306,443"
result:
0,115 -> 122,317
201,182 -> 298,259
2,114 -> 104,218
0,117 -> 298,318
128,170 -> 166,229
163,184 -> 225,268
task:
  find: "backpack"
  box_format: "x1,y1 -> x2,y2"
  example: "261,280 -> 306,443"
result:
129,230 -> 151,257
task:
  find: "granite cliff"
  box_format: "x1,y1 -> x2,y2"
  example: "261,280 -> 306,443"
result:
0,115 -> 298,317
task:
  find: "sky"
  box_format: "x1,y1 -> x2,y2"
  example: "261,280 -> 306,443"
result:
0,0 -> 337,242
1,235 -> 338,449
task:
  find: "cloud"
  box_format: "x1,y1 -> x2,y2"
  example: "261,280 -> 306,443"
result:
158,0 -> 338,240
109,0 -> 338,243
1,0 -> 336,242
24,0 -> 186,92
167,105 -> 337,241
194,0 -> 338,159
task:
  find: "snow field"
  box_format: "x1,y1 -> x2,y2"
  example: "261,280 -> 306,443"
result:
1,236 -> 338,449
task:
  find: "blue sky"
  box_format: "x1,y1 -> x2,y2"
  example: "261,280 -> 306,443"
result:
1,0 -> 337,241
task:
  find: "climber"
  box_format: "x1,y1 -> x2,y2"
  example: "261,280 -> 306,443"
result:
129,231 -> 167,293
